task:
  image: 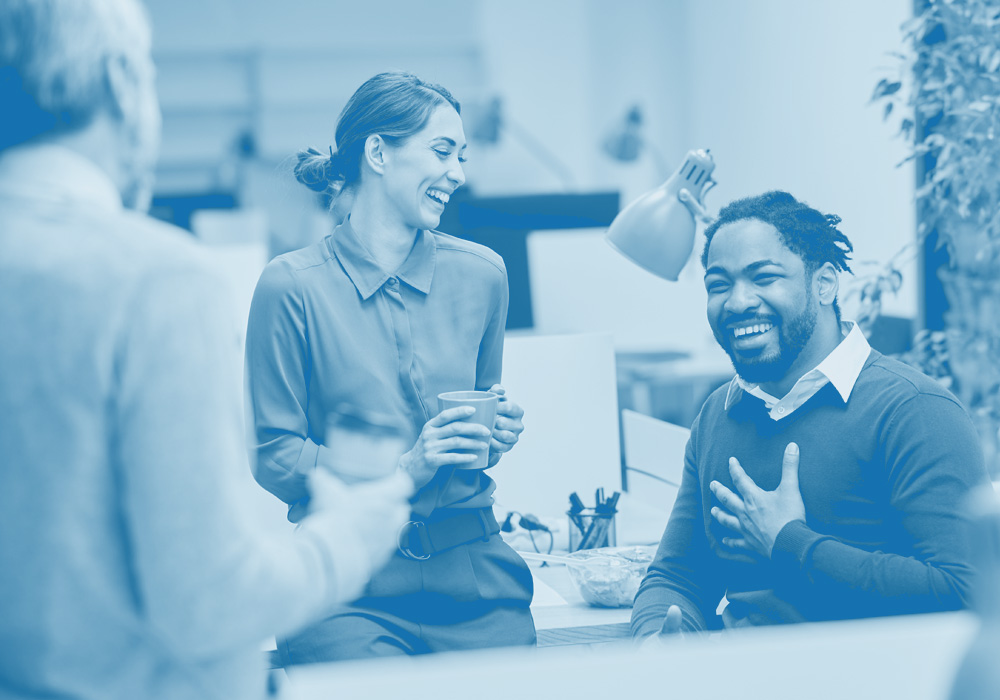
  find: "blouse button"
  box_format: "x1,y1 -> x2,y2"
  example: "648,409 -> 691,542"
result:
387,277 -> 398,287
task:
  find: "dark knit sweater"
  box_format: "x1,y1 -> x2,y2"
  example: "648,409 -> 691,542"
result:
631,350 -> 990,636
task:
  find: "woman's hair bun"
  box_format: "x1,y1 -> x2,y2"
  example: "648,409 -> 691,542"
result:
294,146 -> 341,193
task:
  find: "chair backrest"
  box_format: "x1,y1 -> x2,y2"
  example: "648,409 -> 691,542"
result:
620,408 -> 689,514
190,209 -> 285,532
491,332 -> 622,518
190,207 -> 270,356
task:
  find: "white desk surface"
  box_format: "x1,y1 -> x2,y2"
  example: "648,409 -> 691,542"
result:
528,563 -> 631,646
283,611 -> 981,700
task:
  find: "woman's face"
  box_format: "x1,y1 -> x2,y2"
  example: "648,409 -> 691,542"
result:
381,104 -> 467,231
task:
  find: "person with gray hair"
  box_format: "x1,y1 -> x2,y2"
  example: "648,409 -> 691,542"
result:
0,1 -> 413,698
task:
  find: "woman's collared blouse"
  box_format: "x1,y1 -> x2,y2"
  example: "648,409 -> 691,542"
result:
245,218 -> 509,521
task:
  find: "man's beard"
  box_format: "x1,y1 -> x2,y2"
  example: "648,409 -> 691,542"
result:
721,298 -> 817,385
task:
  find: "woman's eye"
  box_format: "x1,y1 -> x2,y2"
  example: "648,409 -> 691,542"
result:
458,156 -> 468,164
434,149 -> 450,158
755,274 -> 778,285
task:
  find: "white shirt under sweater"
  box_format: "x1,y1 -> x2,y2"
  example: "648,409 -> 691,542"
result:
725,322 -> 871,420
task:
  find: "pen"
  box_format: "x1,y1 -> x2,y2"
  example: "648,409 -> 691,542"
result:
582,489 -> 620,549
579,517 -> 599,550
568,492 -> 586,534
604,491 -> 620,513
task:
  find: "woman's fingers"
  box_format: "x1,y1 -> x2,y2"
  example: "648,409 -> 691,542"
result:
432,421 -> 492,439
496,400 -> 524,420
494,413 -> 524,433
490,429 -> 518,444
430,452 -> 480,466
435,436 -> 491,452
490,438 -> 514,455
428,406 -> 475,427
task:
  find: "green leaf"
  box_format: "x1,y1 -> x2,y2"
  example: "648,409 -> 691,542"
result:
871,79 -> 903,101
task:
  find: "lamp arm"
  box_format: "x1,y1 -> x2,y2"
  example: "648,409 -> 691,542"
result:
501,117 -> 576,191
678,187 -> 716,225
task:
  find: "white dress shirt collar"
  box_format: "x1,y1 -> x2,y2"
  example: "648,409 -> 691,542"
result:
725,321 -> 872,419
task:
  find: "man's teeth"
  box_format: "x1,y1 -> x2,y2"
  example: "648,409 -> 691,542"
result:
427,189 -> 450,204
733,323 -> 773,338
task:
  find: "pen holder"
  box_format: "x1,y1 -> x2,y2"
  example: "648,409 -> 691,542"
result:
567,508 -> 617,552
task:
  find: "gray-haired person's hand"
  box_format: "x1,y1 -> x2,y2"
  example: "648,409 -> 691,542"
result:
301,469 -> 415,603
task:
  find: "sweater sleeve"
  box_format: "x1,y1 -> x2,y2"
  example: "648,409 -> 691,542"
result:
116,263 -> 371,656
631,412 -> 727,638
771,392 -> 989,616
244,259 -> 320,518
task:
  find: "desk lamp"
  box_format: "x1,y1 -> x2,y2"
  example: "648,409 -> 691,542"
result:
605,149 -> 718,280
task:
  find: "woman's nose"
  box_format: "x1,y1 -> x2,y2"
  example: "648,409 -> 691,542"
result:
448,161 -> 466,188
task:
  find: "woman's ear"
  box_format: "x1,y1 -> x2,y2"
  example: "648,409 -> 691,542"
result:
363,134 -> 386,175
814,262 -> 840,307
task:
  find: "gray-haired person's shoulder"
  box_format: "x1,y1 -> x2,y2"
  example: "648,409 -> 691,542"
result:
104,209 -> 225,278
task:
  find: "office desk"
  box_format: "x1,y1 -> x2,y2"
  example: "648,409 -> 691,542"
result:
284,611 -> 981,700
524,500 -> 669,647
529,563 -> 632,647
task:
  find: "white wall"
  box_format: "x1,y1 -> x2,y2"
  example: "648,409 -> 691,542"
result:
683,0 -> 916,320
473,0 -> 916,351
145,0 -> 917,347
470,0 -> 690,205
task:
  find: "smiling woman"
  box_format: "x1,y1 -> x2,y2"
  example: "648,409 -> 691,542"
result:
244,71 -> 535,665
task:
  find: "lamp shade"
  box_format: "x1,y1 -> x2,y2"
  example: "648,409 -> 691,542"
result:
606,149 -> 716,281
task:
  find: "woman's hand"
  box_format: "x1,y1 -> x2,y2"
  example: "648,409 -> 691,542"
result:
487,384 -> 525,468
398,406 -> 493,488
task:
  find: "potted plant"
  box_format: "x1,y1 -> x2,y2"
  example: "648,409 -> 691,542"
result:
868,0 -> 1000,476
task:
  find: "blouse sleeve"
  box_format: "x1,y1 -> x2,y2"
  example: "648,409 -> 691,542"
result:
244,259 -> 320,517
475,259 -> 509,391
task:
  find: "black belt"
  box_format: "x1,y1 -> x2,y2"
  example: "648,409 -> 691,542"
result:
396,508 -> 500,560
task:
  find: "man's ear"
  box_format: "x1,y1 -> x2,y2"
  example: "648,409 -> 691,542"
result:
103,52 -> 142,123
814,262 -> 840,307
363,134 -> 386,175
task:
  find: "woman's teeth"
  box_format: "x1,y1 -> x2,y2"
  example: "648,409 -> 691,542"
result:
733,323 -> 773,338
426,189 -> 450,205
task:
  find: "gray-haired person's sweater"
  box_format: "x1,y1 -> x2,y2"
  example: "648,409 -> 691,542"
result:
0,144 -> 371,700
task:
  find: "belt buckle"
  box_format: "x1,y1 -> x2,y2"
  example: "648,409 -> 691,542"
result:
397,520 -> 431,560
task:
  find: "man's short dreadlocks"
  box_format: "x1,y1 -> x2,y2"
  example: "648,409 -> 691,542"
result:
701,190 -> 854,276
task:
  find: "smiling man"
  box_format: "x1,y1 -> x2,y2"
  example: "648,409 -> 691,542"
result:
631,190 -> 990,638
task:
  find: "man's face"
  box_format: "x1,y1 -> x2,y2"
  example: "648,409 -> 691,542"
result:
703,219 -> 818,385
